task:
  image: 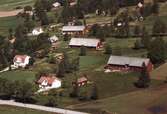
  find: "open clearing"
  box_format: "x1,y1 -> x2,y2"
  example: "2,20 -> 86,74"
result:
70,84 -> 167,114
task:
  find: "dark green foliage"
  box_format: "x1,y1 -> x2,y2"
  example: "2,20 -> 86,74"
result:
0,78 -> 37,101
134,39 -> 144,49
34,0 -> 50,25
148,37 -> 166,64
152,0 -> 159,14
141,29 -> 152,49
79,45 -> 87,56
45,96 -> 57,107
24,6 -> 33,12
57,60 -> 65,77
90,84 -> 98,100
134,25 -> 141,36
134,63 -> 150,88
152,18 -> 166,36
104,44 -> 112,54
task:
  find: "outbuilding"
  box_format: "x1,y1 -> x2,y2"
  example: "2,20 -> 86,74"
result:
105,55 -> 153,72
69,38 -> 102,50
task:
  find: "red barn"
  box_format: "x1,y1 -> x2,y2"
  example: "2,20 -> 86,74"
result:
105,55 -> 153,72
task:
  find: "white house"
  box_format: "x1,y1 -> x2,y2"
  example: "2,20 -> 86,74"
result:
52,2 -> 61,8
13,55 -> 31,68
49,35 -> 59,43
37,75 -> 61,92
32,27 -> 44,36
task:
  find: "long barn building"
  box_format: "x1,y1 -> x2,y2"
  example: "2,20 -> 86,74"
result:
105,55 -> 153,72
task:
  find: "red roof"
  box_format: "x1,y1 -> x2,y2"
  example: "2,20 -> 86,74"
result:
13,55 -> 29,63
77,76 -> 88,83
37,76 -> 60,85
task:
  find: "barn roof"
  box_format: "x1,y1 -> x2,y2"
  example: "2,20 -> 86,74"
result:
107,55 -> 150,67
69,38 -> 100,47
62,26 -> 85,32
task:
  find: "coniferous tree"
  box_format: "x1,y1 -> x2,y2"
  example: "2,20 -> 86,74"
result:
90,84 -> 98,100
134,63 -> 150,88
79,45 -> 87,56
148,37 -> 166,64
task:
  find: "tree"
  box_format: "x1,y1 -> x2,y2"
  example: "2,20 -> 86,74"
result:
90,84 -> 98,100
141,29 -> 151,49
15,81 -> 37,102
152,0 -> 159,14
70,78 -> 79,98
134,39 -> 144,49
134,63 -> 150,88
134,25 -> 141,36
152,18 -> 166,36
104,44 -> 112,54
45,96 -> 57,107
63,51 -> 71,73
79,45 -> 87,56
24,6 -> 33,12
148,37 -> 166,64
57,60 -> 65,77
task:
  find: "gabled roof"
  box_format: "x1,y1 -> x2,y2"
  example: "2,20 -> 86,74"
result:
107,55 -> 150,67
77,76 -> 88,83
62,26 -> 85,32
69,38 -> 100,47
37,76 -> 61,85
13,55 -> 30,63
52,2 -> 61,8
49,35 -> 58,43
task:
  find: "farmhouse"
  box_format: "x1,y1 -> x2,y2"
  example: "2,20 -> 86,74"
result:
62,25 -> 86,36
69,38 -> 102,50
37,75 -> 61,92
72,76 -> 89,87
13,55 -> 31,68
49,35 -> 58,43
105,55 -> 153,72
52,2 -> 61,9
32,27 -> 43,36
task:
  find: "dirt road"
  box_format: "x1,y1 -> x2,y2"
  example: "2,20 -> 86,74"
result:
0,9 -> 22,18
0,100 -> 89,114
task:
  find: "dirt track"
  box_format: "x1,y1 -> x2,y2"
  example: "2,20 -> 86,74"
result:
0,9 -> 22,18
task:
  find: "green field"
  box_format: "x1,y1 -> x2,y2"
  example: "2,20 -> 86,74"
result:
0,105 -> 52,114
0,16 -> 22,35
0,70 -> 36,82
0,0 -> 34,10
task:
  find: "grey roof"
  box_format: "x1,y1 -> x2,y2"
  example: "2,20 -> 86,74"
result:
69,38 -> 100,47
62,26 -> 85,32
107,55 -> 150,67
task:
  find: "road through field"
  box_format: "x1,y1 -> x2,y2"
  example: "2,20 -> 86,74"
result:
0,9 -> 22,18
0,100 -> 89,114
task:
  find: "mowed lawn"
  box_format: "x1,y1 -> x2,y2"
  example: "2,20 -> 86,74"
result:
0,70 -> 36,82
0,105 -> 52,114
